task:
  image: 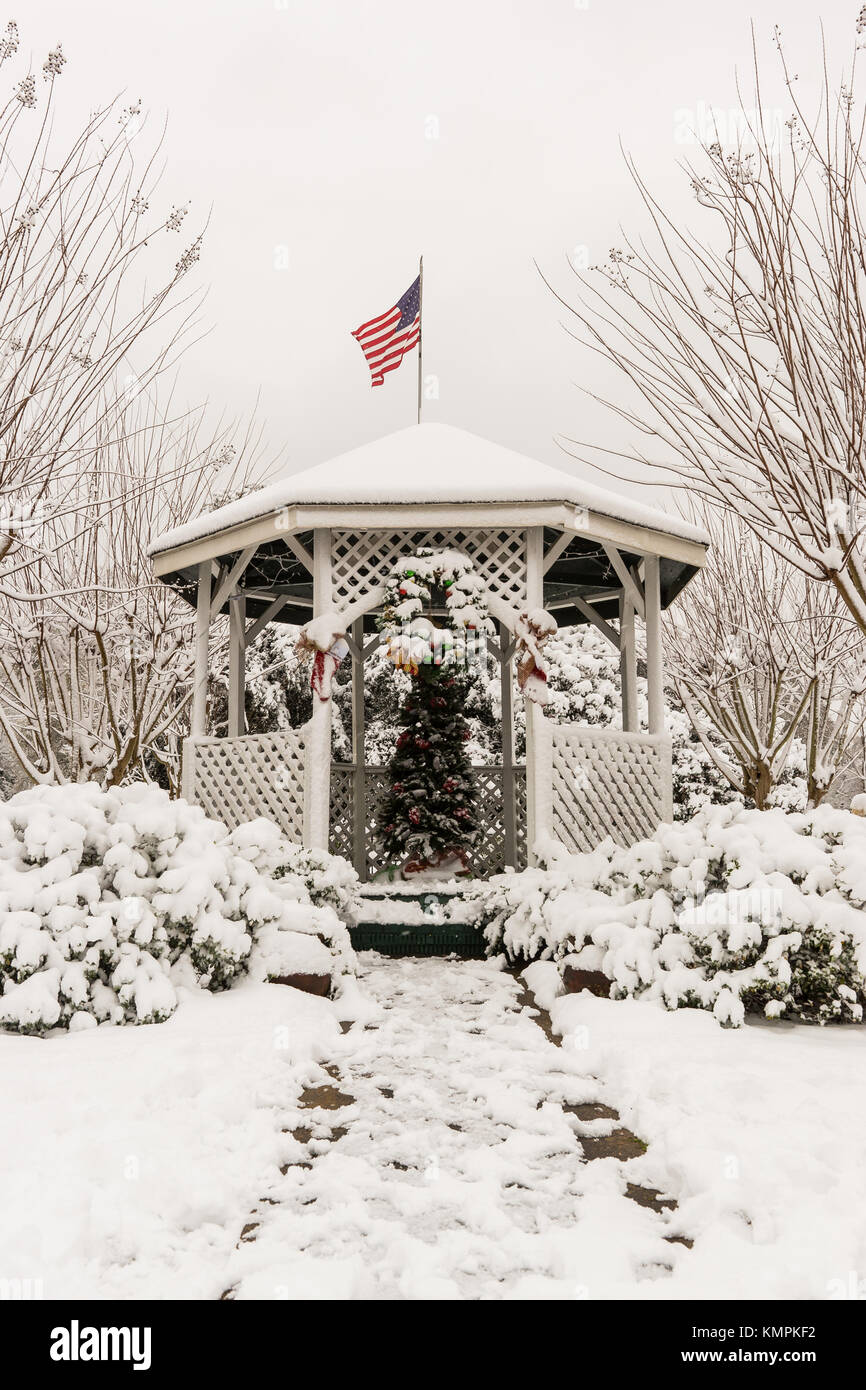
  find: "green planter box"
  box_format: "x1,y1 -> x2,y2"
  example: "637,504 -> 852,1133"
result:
349,921 -> 487,959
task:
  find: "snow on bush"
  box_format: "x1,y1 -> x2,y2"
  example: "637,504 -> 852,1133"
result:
0,785 -> 356,1035
475,803 -> 866,1027
226,818 -> 358,977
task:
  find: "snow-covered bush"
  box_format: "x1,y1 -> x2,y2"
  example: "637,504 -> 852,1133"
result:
0,785 -> 356,1035
226,818 -> 359,974
475,803 -> 866,1027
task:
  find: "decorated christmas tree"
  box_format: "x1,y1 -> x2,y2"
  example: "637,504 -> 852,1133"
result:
377,549 -> 492,877
379,662 -> 478,874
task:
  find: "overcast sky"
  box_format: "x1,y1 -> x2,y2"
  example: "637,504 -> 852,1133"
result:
24,0 -> 856,495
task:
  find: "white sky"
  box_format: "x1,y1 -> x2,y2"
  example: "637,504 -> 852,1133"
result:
24,0 -> 857,494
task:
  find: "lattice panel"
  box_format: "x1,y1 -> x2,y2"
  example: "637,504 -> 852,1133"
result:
331,529 -> 527,612
187,731 -> 305,841
328,765 -> 355,863
551,725 -> 672,852
329,764 -> 527,879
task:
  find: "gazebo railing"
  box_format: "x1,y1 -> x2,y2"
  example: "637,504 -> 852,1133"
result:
550,724 -> 673,853
330,763 -> 527,881
182,725 -> 673,876
183,730 -> 306,843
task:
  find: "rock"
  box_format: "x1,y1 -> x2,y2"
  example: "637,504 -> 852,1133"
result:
270,972 -> 331,997
562,966 -> 611,998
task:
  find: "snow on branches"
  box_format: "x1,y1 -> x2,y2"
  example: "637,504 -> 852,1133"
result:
559,25 -> 866,636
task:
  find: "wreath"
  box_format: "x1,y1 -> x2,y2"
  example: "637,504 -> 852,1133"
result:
378,548 -> 494,675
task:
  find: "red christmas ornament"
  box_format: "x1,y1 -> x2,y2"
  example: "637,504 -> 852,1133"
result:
442,777 -> 457,793
408,807 -> 421,824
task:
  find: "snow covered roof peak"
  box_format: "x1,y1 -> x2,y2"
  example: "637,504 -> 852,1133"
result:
150,422 -> 709,556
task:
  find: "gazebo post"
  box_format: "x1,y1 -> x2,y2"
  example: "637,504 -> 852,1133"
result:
498,622 -> 517,868
190,561 -> 211,736
182,560 -> 212,800
228,592 -> 246,737
619,590 -> 638,732
645,554 -> 664,735
351,616 -> 367,880
524,526 -> 552,862
304,529 -> 333,850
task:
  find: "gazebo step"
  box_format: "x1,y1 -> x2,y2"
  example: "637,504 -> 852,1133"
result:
349,921 -> 487,959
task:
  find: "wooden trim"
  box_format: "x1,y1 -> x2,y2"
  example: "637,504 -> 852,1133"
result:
152,499 -> 708,578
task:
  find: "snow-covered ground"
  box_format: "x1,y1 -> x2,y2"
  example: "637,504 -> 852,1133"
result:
548,985 -> 866,1300
222,956 -> 688,1299
0,981 -> 342,1299
3,956 -> 865,1300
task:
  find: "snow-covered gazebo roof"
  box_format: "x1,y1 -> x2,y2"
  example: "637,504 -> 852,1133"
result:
150,422 -> 708,630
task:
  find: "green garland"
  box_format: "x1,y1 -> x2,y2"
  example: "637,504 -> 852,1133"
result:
378,547 -> 493,673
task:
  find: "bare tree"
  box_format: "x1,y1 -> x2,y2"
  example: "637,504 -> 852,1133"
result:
553,18 -> 866,634
0,21 -> 205,571
667,508 -> 865,808
0,397 -> 261,791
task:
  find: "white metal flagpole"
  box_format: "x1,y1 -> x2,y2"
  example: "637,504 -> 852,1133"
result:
417,254 -> 423,424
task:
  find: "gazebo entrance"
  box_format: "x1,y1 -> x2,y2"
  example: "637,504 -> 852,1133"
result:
150,424 -> 709,877
329,762 -> 527,880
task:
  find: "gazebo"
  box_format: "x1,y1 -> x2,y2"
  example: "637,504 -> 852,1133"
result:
149,423 -> 708,879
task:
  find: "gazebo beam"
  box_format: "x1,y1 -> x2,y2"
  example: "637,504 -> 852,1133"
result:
244,595 -> 289,645
603,543 -> 645,621
568,594 -> 621,650
209,544 -> 257,620
542,531 -> 572,572
284,534 -> 314,572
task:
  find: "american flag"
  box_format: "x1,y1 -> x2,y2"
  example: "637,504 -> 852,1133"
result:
351,275 -> 420,387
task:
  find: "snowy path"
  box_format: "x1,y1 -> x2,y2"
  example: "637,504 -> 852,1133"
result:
224,956 -> 687,1299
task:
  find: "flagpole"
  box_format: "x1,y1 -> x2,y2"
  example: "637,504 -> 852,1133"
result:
417,254 -> 423,425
